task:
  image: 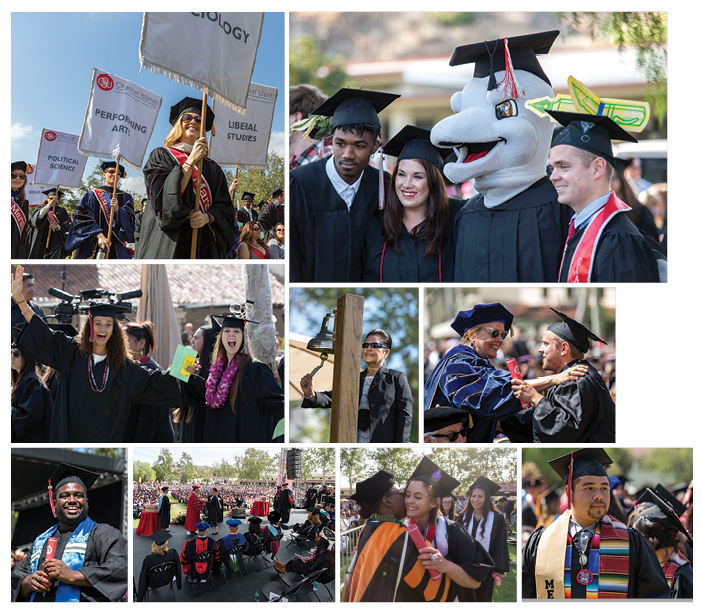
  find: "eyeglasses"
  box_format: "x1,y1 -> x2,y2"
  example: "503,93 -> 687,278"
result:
11,173 -> 26,180
362,342 -> 388,349
427,427 -> 469,442
11,349 -> 21,358
182,113 -> 202,124
479,327 -> 509,340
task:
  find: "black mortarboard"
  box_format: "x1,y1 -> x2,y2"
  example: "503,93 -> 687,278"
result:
652,484 -> 687,517
449,30 -> 560,87
242,191 -> 255,201
270,187 -> 284,199
451,302 -> 514,337
548,111 -> 638,166
11,161 -> 31,173
212,300 -> 259,330
349,470 -> 396,507
267,511 -> 281,523
409,456 -> 460,498
48,322 -> 78,337
468,476 -> 501,497
101,160 -> 126,177
169,96 -> 215,132
311,88 -> 400,132
547,307 -> 606,354
383,125 -> 446,170
548,448 -> 613,483
424,406 -> 467,433
247,516 -> 262,524
636,488 -> 692,543
149,529 -> 172,545
42,188 -> 62,199
47,463 -> 101,517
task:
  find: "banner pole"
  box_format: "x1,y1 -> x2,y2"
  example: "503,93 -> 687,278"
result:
104,155 -> 120,260
189,93 -> 208,259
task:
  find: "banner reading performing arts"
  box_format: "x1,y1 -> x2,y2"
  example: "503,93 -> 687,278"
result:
210,83 -> 278,169
34,129 -> 88,188
78,68 -> 162,171
139,12 -> 264,114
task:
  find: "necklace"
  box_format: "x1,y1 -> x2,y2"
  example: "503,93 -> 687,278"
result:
88,355 -> 109,393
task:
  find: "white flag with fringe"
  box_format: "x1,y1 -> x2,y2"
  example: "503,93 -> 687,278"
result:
139,12 -> 264,114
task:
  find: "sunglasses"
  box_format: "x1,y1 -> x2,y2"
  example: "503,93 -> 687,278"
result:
253,226 -> 261,232
182,113 -> 202,124
362,342 -> 387,349
428,427 -> 469,442
11,349 -> 21,358
480,327 -> 509,340
276,229 -> 285,233
11,173 -> 26,180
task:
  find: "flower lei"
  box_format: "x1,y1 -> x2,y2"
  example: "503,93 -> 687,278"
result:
205,353 -> 244,408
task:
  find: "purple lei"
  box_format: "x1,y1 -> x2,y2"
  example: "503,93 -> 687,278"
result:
205,353 -> 243,408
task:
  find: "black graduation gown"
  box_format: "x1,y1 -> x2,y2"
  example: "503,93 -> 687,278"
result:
522,521 -> 671,599
453,178 -> 571,282
275,488 -> 293,523
501,360 -> 616,443
11,522 -> 128,602
28,204 -> 71,259
290,157 -> 389,282
206,495 -> 221,529
286,550 -> 334,580
258,201 -> 283,233
11,371 -> 53,443
236,206 -> 258,224
671,562 -> 693,599
158,494 -> 171,529
183,360 -> 283,443
137,147 -> 238,259
15,315 -> 184,443
136,549 -> 181,602
362,198 -> 463,282
122,356 -> 175,443
11,195 -> 30,259
462,510 -> 510,602
559,211 -> 661,282
11,298 -> 46,334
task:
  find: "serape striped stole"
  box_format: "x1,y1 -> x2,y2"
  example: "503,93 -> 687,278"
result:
662,549 -> 689,589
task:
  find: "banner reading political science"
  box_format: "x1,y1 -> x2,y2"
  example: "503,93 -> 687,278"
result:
33,129 -> 88,188
139,12 -> 264,114
210,83 -> 278,169
78,68 -> 162,170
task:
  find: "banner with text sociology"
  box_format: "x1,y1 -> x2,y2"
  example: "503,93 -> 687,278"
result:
210,83 -> 278,169
139,12 -> 263,114
34,129 -> 89,188
78,68 -> 162,170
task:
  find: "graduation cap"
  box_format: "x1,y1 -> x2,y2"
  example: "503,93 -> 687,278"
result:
424,406 -> 468,433
548,110 -> 638,166
242,191 -> 255,201
270,187 -> 284,199
149,529 -> 172,546
541,483 -> 561,505
349,470 -> 396,507
267,511 -> 281,523
247,516 -> 262,524
11,161 -> 31,174
212,300 -> 260,331
100,160 -> 126,178
226,518 -> 242,527
468,476 -> 501,497
449,30 -> 560,87
87,301 -> 132,342
195,521 -> 210,532
652,484 -> 687,517
383,125 -> 447,170
613,157 -> 634,175
409,456 -> 460,498
47,462 -> 101,518
635,488 -> 693,544
311,88 -> 401,133
548,448 -> 613,509
450,302 -> 514,337
42,187 -> 62,200
169,96 -> 215,132
547,307 -> 606,354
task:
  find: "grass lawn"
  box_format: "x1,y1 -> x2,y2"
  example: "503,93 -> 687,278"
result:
493,544 -> 517,602
133,498 -> 187,530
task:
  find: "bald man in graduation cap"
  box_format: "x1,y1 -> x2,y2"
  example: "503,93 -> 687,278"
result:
290,87 -> 400,282
548,111 -> 665,282
12,463 -> 128,602
506,307 -> 615,443
522,449 -> 669,599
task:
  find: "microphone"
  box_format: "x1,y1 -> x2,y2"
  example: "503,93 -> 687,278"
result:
115,289 -> 142,301
48,287 -> 78,302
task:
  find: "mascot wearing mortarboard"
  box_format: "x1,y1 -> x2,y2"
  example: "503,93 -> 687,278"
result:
522,449 -> 670,599
431,31 -> 571,282
504,307 -> 616,443
11,463 -> 128,602
289,88 -> 400,282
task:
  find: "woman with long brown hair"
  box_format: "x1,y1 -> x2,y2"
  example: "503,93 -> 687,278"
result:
11,161 -> 31,259
11,344 -> 53,443
362,126 -> 462,282
236,221 -> 271,259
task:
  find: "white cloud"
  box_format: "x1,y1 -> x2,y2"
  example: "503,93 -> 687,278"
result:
120,176 -> 146,198
268,130 -> 285,158
12,123 -> 34,142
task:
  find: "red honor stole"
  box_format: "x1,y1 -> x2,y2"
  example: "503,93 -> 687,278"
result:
167,147 -> 212,211
560,193 -> 631,283
47,208 -> 59,227
11,198 -> 27,234
93,189 -> 125,247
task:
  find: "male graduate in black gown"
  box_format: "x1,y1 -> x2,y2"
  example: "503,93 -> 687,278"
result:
236,191 -> 258,224
522,449 -> 670,599
258,187 -> 284,233
11,463 -> 128,602
157,486 -> 171,530
547,111 -> 664,282
28,188 -> 72,259
290,88 -> 400,282
275,481 -> 294,524
507,308 -> 616,443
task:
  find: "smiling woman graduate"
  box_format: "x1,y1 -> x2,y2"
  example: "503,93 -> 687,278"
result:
11,266 -> 183,443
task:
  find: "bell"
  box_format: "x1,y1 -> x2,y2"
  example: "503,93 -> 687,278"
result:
307,312 -> 335,355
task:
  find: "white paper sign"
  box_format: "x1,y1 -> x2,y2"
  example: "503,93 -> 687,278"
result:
79,68 -> 162,170
34,129 -> 89,188
210,83 -> 278,168
139,12 -> 264,114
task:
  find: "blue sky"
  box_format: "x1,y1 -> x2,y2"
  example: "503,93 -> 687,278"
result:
11,12 -> 285,195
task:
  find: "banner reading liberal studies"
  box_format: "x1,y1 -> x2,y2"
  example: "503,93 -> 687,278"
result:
210,83 -> 278,169
139,12 -> 264,114
79,68 -> 162,170
34,129 -> 88,188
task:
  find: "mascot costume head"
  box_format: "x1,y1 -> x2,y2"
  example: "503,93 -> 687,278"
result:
431,30 -> 559,208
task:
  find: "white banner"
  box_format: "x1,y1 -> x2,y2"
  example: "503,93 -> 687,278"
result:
139,12 -> 264,114
33,129 -> 89,188
78,68 -> 162,170
26,181 -> 48,211
210,83 -> 278,169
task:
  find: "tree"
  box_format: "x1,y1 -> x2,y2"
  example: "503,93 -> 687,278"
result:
340,448 -> 366,492
133,460 -> 155,483
226,150 -> 285,210
238,448 -> 277,481
212,458 -> 236,480
289,34 -> 348,95
304,448 -> 335,484
152,448 -> 175,482
176,452 -> 196,483
368,448 -> 421,485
